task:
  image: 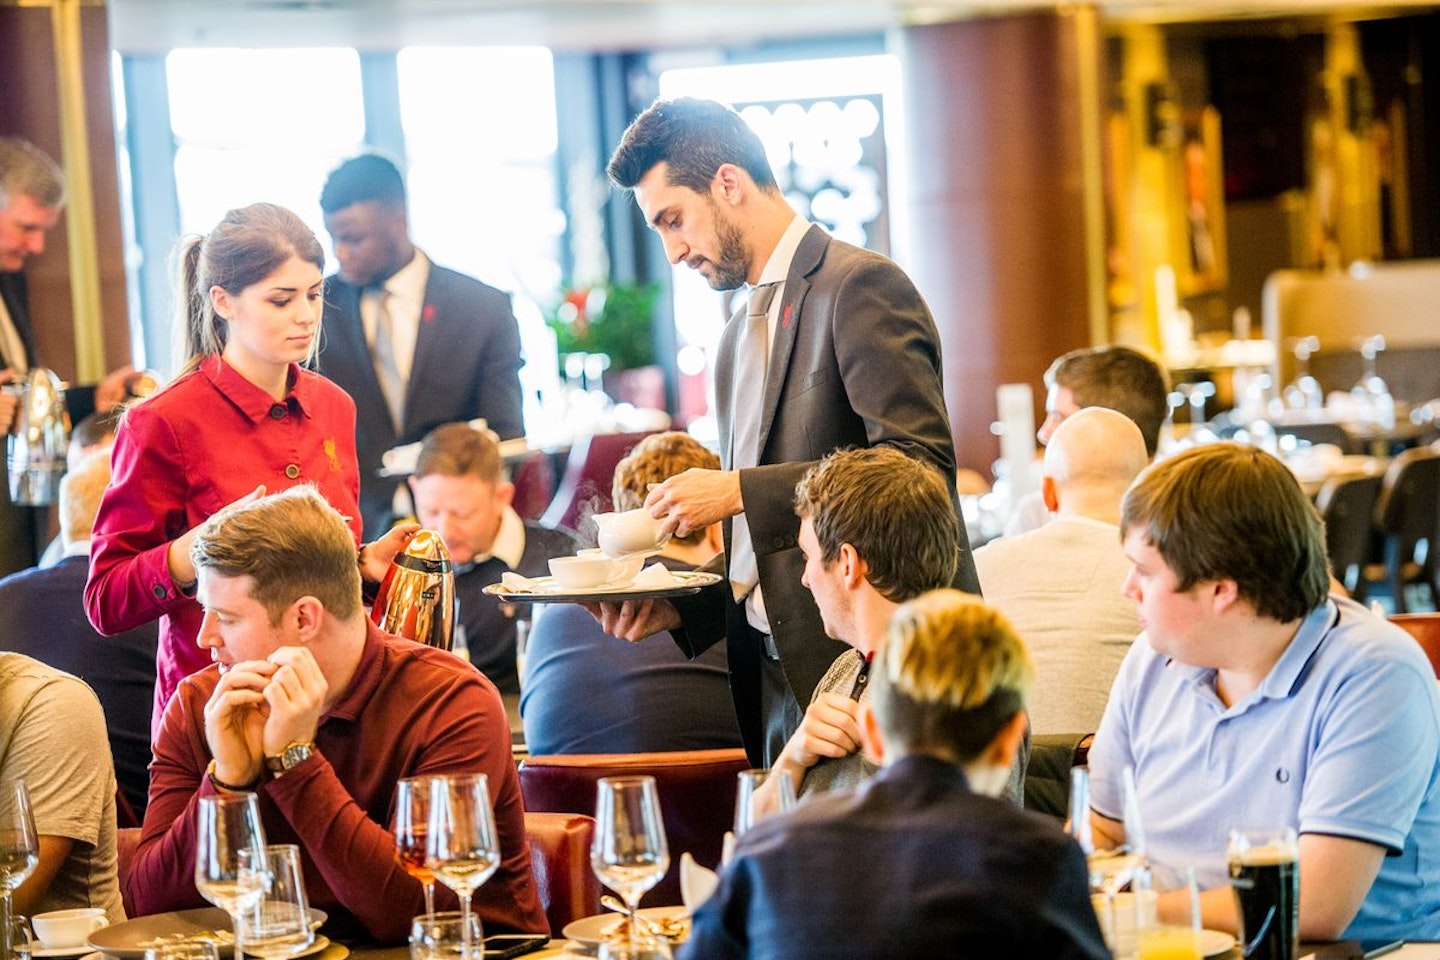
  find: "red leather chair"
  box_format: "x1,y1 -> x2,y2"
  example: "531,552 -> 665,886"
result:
1390,612 -> 1440,679
524,812 -> 600,934
540,431 -> 656,534
519,749 -> 750,907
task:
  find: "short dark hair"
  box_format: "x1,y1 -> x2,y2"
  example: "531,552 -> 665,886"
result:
606,97 -> 778,195
1120,443 -> 1329,623
1046,345 -> 1170,457
413,422 -> 505,485
612,432 -> 719,547
793,447 -> 959,603
872,589 -> 1032,763
319,153 -> 407,214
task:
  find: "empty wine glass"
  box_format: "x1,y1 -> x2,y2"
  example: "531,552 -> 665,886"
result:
195,793 -> 268,960
409,911 -> 482,960
1283,337 -> 1325,413
395,776 -> 438,915
235,844 -> 314,959
1352,335 -> 1395,426
0,782 -> 38,960
427,774 -> 499,960
732,769 -> 796,838
592,776 -> 669,956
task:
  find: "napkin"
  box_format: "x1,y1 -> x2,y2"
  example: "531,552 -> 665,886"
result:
499,571 -> 542,593
680,852 -> 719,914
631,563 -> 678,588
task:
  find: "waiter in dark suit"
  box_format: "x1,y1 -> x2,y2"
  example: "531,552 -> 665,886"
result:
595,98 -> 981,766
0,137 -> 136,575
315,153 -> 525,539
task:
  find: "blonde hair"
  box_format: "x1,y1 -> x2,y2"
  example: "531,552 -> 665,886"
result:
190,485 -> 361,622
59,450 -> 111,546
873,589 -> 1033,762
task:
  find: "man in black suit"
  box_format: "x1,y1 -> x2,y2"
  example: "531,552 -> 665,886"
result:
315,153 -> 525,539
0,137 -> 136,575
596,98 -> 980,766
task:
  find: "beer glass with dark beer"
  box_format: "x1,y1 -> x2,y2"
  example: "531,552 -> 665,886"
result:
1228,828 -> 1299,960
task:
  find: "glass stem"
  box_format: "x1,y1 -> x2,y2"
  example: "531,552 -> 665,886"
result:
1,892 -> 12,960
460,895 -> 472,958
423,881 -> 435,917
231,909 -> 243,960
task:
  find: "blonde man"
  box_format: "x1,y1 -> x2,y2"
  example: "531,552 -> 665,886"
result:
680,590 -> 1107,960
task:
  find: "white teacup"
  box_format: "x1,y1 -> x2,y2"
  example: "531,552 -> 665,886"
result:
549,554 -> 620,589
592,509 -> 668,557
31,908 -> 108,949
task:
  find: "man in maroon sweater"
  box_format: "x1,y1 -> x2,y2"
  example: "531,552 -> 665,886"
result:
127,486 -> 546,942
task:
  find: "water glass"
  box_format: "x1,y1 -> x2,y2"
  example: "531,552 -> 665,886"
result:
0,782 -> 38,960
409,911 -> 482,960
235,844 -> 314,959
194,793 -> 268,959
732,769 -> 796,837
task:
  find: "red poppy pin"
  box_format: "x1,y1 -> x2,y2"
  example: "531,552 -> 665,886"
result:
783,304 -> 793,328
422,304 -> 436,323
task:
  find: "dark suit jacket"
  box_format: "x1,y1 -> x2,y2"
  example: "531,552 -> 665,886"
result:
671,225 -> 981,764
680,755 -> 1110,960
0,272 -> 99,575
316,263 -> 525,538
0,553 -> 158,820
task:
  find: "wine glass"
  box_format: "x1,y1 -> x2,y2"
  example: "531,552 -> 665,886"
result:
236,844 -> 314,959
408,911 -> 482,960
426,774 -> 499,960
732,769 -> 796,838
1,782 -> 39,960
592,776 -> 669,957
1351,335 -> 1395,427
1283,337 -> 1325,413
395,776 -> 438,915
194,793 -> 268,960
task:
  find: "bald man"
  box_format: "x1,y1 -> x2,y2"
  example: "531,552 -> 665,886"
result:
973,407 -> 1149,734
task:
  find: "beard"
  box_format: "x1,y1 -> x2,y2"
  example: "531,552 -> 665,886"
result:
702,200 -> 752,291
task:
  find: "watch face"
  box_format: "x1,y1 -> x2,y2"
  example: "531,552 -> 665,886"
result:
283,744 -> 313,768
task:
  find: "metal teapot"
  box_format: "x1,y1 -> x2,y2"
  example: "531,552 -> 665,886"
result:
6,367 -> 70,506
370,529 -> 456,651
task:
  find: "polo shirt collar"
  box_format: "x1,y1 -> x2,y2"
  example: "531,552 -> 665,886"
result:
202,354 -> 313,423
1255,598 -> 1337,701
320,619 -> 390,724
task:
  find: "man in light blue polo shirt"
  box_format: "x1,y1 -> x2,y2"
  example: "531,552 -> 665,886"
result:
1088,442 -> 1440,942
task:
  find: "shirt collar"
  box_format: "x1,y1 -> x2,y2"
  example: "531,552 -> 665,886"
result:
202,354 -> 312,423
754,215 -> 810,289
466,507 -> 526,570
1255,599 -> 1337,700
379,248 -> 430,307
321,619 -> 390,724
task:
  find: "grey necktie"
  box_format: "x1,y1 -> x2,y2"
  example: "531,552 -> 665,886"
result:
370,287 -> 404,431
728,282 -> 778,602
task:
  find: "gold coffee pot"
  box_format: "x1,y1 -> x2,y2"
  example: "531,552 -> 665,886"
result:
370,529 -> 456,651
6,367 -> 70,506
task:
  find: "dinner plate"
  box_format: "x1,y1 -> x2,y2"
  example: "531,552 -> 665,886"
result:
561,907 -> 690,948
87,907 -> 328,959
1200,928 -> 1237,957
483,570 -> 722,604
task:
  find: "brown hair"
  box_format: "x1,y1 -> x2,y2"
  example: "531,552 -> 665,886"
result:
174,202 -> 325,374
0,137 -> 65,209
872,589 -> 1032,763
793,447 -> 959,603
190,485 -> 362,622
413,422 -> 505,485
612,432 -> 719,546
1046,345 -> 1170,457
1120,443 -> 1329,623
606,97 -> 779,195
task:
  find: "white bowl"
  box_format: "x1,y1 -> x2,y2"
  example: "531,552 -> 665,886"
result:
549,555 -> 619,589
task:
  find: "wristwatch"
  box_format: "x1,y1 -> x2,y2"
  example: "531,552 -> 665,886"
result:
264,741 -> 316,776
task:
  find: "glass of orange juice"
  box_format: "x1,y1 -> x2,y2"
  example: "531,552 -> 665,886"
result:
1134,863 -> 1203,960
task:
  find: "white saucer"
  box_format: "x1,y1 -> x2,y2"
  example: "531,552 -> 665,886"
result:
30,946 -> 97,958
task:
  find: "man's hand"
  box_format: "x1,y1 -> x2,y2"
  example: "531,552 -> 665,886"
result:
204,659 -> 276,787
580,598 -> 680,642
93,364 -> 139,412
782,692 -> 863,768
360,522 -> 421,583
0,370 -> 15,435
260,646 -> 327,756
643,468 -> 742,539
168,485 -> 266,587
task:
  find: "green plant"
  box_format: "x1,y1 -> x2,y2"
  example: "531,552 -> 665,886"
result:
546,283 -> 660,372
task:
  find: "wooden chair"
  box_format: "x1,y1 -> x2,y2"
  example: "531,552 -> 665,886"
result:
524,811 -> 600,934
116,826 -> 141,918
1389,613 -> 1440,679
1365,447 -> 1440,612
1316,473 -> 1383,600
540,431 -> 656,534
518,749 -> 750,906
